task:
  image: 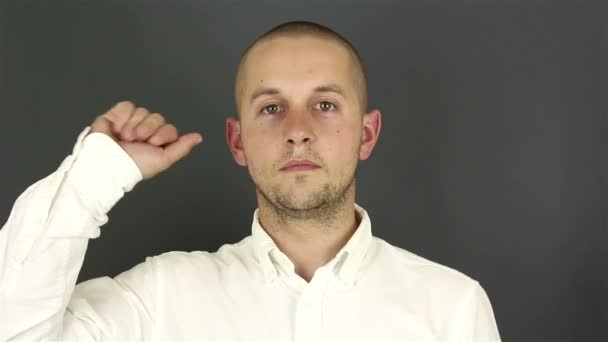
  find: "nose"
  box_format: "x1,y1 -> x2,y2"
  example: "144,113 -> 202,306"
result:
284,110 -> 316,146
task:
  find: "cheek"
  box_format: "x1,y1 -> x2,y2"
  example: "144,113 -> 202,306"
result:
243,128 -> 280,171
324,126 -> 360,166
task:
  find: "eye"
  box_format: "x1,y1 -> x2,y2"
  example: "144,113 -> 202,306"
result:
261,104 -> 283,115
314,101 -> 336,112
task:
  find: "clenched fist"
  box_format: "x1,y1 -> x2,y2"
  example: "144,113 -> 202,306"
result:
89,101 -> 203,180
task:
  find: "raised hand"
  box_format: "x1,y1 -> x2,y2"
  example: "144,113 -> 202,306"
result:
89,101 -> 203,180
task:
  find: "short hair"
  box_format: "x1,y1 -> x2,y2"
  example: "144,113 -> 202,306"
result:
234,21 -> 368,116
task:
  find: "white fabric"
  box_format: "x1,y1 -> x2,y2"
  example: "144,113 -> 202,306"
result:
0,127 -> 501,342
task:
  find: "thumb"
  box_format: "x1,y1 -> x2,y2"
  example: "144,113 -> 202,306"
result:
162,133 -> 203,166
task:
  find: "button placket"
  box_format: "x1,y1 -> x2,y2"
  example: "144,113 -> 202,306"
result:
293,266 -> 331,342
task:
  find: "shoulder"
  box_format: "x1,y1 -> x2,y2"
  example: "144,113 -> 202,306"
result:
370,237 -> 481,294
369,238 -> 500,340
144,235 -> 255,275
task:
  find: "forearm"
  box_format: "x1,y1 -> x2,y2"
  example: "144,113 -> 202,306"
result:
0,127 -> 142,341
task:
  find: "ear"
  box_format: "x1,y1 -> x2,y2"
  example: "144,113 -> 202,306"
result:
359,109 -> 382,160
226,117 -> 247,166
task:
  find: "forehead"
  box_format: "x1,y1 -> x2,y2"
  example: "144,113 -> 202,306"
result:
240,36 -> 355,99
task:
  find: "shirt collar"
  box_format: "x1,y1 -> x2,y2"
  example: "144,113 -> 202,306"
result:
251,203 -> 373,287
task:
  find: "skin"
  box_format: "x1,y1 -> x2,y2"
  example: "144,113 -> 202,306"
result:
226,35 -> 382,281
89,35 -> 381,283
89,101 -> 203,180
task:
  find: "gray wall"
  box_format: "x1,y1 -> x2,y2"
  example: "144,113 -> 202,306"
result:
1,1 -> 606,341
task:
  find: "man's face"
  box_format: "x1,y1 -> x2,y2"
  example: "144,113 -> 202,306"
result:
227,36 -> 380,214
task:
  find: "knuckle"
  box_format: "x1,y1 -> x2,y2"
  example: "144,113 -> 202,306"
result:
138,114 -> 164,133
136,124 -> 149,134
161,123 -> 177,135
115,101 -> 135,114
118,100 -> 134,106
125,109 -> 147,127
150,113 -> 165,124
136,107 -> 150,116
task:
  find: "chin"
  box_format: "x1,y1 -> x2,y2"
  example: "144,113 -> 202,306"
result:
275,186 -> 334,210
277,198 -> 327,212
257,176 -> 352,213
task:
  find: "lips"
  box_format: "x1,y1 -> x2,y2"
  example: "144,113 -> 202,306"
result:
280,159 -> 321,172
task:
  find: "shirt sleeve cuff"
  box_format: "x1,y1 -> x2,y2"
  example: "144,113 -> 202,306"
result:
64,127 -> 143,219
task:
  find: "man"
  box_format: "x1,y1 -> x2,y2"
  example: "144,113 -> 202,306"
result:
0,21 -> 501,341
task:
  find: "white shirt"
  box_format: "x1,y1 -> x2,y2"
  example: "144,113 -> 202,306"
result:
0,127 -> 501,342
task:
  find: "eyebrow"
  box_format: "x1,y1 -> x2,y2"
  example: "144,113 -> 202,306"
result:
249,83 -> 346,104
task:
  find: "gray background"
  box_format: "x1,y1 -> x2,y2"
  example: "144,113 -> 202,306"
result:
1,0 -> 606,341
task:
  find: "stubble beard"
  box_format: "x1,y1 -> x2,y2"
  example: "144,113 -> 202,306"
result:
256,166 -> 357,225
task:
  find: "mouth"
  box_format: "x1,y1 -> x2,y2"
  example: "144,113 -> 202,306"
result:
280,159 -> 321,172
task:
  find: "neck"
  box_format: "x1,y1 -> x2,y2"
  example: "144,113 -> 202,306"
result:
256,182 -> 359,282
